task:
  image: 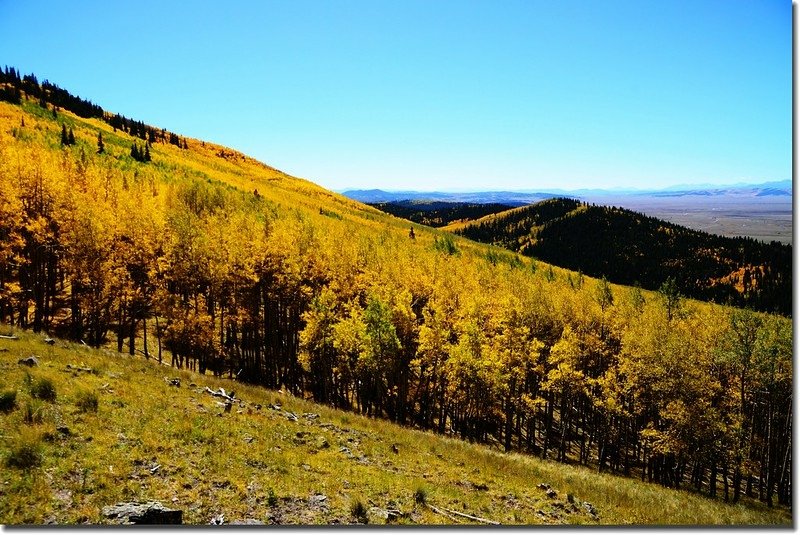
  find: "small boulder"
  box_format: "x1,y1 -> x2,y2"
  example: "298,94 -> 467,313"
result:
368,506 -> 403,523
18,356 -> 39,367
102,501 -> 183,524
308,494 -> 328,509
583,502 -> 598,517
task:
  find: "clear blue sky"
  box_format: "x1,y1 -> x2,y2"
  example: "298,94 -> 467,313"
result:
0,0 -> 790,191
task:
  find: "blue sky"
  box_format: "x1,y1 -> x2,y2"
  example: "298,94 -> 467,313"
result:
0,0 -> 790,191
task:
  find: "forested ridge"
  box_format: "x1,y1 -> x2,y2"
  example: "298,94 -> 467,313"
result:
452,198 -> 791,316
0,70 -> 792,509
369,200 -> 516,228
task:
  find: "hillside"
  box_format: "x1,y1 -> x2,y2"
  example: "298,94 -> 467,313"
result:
0,329 -> 790,525
449,198 -> 791,315
0,69 -> 792,520
368,201 -> 517,228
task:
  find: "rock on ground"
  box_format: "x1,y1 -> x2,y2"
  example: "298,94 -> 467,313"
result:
101,501 -> 183,524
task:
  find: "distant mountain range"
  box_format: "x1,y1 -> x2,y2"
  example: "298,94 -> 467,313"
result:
342,180 -> 791,205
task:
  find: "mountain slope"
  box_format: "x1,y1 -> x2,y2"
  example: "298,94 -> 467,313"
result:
0,70 -> 792,517
0,330 -> 789,525
450,198 -> 792,315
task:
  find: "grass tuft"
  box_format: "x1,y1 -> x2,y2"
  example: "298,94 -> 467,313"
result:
23,400 -> 44,425
30,377 -> 56,402
350,499 -> 368,523
0,389 -> 17,412
75,390 -> 98,413
6,436 -> 43,470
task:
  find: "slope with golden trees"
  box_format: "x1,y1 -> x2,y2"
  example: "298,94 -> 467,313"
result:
0,74 -> 792,509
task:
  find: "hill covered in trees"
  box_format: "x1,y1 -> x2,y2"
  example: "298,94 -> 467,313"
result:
0,69 -> 792,518
450,198 -> 791,316
369,200 -> 517,228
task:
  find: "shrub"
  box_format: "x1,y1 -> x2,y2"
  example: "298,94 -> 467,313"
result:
433,235 -> 459,256
0,389 -> 17,412
414,487 -> 427,505
30,377 -> 56,402
75,390 -> 98,413
6,437 -> 43,470
350,499 -> 368,523
267,488 -> 278,507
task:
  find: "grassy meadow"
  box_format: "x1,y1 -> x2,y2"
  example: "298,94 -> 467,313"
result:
0,328 -> 790,525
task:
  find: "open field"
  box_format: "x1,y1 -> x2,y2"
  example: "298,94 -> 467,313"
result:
580,195 -> 792,244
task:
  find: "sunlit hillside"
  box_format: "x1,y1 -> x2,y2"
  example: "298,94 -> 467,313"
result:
446,198 -> 791,315
0,330 -> 789,525
0,74 -> 792,524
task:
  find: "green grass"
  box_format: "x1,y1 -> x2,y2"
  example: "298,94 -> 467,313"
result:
0,326 -> 791,525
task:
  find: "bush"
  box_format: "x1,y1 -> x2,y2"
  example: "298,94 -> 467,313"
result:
0,389 -> 17,412
267,488 -> 278,507
6,438 -> 43,470
75,390 -> 98,413
30,377 -> 57,402
433,235 -> 459,256
414,487 -> 427,505
350,499 -> 368,523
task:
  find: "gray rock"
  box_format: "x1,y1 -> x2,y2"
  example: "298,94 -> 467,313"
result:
583,502 -> 598,517
102,501 -> 183,524
308,494 -> 328,509
368,507 -> 403,523
230,519 -> 265,525
18,356 -> 39,367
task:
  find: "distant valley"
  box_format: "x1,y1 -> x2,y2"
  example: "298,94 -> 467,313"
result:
345,180 -> 792,244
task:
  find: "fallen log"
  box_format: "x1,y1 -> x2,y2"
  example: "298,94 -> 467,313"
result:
204,386 -> 235,402
427,505 -> 461,524
430,505 -> 500,526
0,335 -> 19,340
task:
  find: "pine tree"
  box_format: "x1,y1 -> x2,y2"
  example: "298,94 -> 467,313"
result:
68,127 -> 75,145
61,124 -> 68,146
131,143 -> 140,161
97,132 -> 105,154
144,143 -> 151,162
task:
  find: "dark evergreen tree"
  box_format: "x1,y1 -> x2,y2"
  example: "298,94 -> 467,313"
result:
61,124 -> 69,146
97,131 -> 105,154
67,127 -> 75,145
